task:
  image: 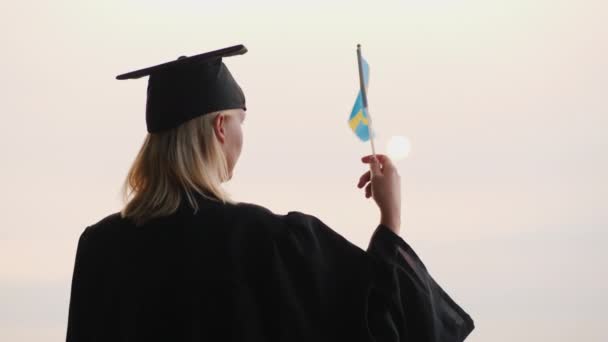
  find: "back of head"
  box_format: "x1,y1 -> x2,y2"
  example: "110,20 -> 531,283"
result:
120,110 -> 239,226
116,45 -> 248,226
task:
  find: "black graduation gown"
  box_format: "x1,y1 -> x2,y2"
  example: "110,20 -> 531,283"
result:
66,193 -> 474,341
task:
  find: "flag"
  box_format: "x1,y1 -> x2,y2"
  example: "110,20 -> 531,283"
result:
348,56 -> 374,141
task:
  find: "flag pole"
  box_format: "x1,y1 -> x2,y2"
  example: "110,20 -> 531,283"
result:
356,44 -> 377,162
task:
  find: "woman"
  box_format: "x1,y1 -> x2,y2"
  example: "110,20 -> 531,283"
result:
66,45 -> 474,341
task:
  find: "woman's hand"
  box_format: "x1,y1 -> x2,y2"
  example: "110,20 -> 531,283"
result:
358,154 -> 402,234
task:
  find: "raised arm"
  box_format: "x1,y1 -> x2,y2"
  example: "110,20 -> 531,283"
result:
360,154 -> 474,340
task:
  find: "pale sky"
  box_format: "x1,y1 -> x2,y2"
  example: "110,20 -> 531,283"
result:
1,0 -> 607,340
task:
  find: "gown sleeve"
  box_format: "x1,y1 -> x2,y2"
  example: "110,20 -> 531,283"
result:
365,224 -> 475,341
280,211 -> 474,342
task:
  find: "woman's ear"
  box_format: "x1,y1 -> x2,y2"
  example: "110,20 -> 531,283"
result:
213,113 -> 226,144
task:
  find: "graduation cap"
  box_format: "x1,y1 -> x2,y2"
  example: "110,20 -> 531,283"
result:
116,44 -> 248,133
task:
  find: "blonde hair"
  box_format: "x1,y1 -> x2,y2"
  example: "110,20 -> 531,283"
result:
120,110 -> 239,226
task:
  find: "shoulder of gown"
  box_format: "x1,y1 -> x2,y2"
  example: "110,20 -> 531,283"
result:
261,209 -> 476,341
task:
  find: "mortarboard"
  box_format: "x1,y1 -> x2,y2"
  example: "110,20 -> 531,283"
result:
116,44 -> 248,133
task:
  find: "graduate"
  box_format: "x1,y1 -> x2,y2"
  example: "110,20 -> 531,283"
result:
66,44 -> 475,341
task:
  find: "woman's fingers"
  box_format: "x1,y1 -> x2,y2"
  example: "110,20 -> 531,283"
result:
361,154 -> 395,173
365,182 -> 372,198
361,154 -> 389,163
358,170 -> 371,188
367,157 -> 382,177
358,169 -> 373,197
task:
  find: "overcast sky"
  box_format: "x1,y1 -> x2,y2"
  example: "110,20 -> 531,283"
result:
0,0 -> 606,340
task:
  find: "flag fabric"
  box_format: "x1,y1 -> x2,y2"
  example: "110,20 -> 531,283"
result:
348,56 -> 374,142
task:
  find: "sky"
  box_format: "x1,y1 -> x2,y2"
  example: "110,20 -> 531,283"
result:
0,0 -> 607,340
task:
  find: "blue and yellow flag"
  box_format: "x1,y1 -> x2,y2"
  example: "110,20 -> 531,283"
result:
348,56 -> 373,141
